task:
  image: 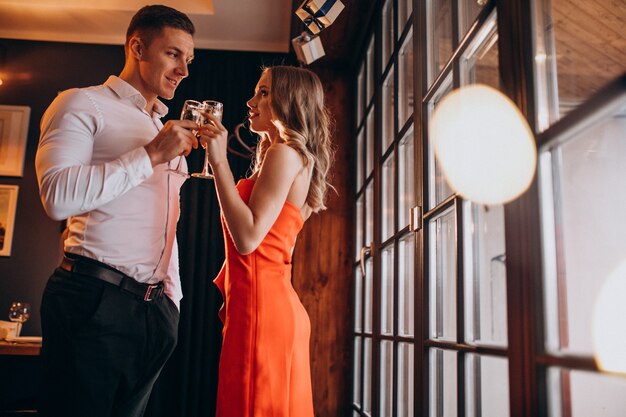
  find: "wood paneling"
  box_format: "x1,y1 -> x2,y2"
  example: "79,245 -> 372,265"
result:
553,0 -> 626,102
292,67 -> 354,417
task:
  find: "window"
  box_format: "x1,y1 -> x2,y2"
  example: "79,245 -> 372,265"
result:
539,83 -> 626,416
352,0 -> 625,415
352,0 -> 416,415
423,7 -> 509,416
427,0 -> 454,86
531,0 -> 626,414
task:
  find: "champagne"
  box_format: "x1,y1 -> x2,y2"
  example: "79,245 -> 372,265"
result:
181,108 -> 203,124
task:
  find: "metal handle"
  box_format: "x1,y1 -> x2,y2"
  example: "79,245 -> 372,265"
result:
359,243 -> 372,276
410,206 -> 423,232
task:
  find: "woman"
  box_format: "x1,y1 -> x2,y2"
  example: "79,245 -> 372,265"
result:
200,66 -> 334,416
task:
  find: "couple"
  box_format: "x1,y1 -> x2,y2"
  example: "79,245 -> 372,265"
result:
35,5 -> 333,417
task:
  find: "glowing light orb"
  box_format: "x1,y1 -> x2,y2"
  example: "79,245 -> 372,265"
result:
593,260 -> 626,374
430,84 -> 537,205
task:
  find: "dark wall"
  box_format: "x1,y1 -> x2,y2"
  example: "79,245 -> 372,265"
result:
0,40 -> 127,335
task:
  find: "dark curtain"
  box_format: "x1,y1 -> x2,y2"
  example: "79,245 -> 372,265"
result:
144,49 -> 296,417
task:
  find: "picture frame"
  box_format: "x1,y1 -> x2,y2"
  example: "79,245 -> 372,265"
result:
0,105 -> 31,177
0,185 -> 19,257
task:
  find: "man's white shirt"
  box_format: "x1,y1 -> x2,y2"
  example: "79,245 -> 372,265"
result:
36,75 -> 187,307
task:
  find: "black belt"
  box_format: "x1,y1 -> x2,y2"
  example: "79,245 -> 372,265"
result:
60,254 -> 164,302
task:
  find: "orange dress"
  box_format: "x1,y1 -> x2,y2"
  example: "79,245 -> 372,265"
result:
213,178 -> 314,417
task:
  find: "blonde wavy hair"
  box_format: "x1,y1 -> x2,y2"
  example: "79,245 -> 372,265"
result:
251,66 -> 334,212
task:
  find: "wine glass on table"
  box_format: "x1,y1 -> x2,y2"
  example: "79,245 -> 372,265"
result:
8,301 -> 30,337
190,100 -> 224,180
166,99 -> 206,178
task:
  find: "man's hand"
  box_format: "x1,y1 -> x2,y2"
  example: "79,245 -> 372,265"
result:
144,119 -> 199,167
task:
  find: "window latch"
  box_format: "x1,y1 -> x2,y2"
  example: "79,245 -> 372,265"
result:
359,243 -> 372,276
410,205 -> 422,232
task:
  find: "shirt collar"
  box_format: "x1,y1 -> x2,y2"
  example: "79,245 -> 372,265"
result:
104,75 -> 169,118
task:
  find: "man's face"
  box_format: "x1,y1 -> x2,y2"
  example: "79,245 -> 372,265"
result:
136,26 -> 194,100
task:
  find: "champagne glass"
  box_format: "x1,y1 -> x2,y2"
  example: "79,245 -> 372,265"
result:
167,99 -> 206,178
191,100 -> 224,180
8,301 -> 30,337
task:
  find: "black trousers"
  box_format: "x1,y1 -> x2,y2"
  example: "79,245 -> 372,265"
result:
39,266 -> 179,417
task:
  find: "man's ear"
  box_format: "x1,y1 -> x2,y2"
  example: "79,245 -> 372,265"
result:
128,37 -> 143,60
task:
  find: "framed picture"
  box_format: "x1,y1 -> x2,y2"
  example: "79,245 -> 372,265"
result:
0,185 -> 19,257
0,105 -> 30,177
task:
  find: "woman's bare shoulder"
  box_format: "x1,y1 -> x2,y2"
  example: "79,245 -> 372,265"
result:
263,143 -> 305,171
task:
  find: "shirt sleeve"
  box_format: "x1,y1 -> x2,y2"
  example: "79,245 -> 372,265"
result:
35,89 -> 154,221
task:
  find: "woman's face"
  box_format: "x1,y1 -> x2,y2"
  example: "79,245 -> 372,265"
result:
247,71 -> 277,137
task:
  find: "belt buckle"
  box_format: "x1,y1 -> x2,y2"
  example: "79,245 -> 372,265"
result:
144,284 -> 161,302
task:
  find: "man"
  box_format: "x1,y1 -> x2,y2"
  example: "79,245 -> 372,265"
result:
35,5 -> 198,417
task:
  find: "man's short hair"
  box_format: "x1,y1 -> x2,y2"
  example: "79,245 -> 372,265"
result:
125,5 -> 195,50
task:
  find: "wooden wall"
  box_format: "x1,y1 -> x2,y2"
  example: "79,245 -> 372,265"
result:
292,67 -> 354,417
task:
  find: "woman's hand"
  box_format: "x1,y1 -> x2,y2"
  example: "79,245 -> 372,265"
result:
198,112 -> 229,168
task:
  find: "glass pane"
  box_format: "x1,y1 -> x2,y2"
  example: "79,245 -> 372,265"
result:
381,244 -> 395,335
460,12 -> 499,89
380,340 -> 394,417
541,98 -> 626,355
399,233 -> 415,337
398,127 -> 415,230
367,37 -> 375,104
364,337 -> 372,414
427,75 -> 454,209
533,0 -> 626,129
354,267 -> 363,332
429,205 -> 457,341
463,202 -> 508,347
366,181 -> 374,246
353,336 -> 362,406
399,29 -> 414,129
382,0 -> 394,70
428,0 -> 453,86
358,63 -> 364,122
356,194 -> 363,261
459,0 -> 485,39
382,67 -> 395,153
382,154 -> 395,241
357,128 -> 364,191
398,343 -> 415,417
429,348 -> 458,417
547,367 -> 626,417
366,110 -> 374,177
398,0 -> 413,36
365,258 -> 373,334
465,354 -> 510,417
